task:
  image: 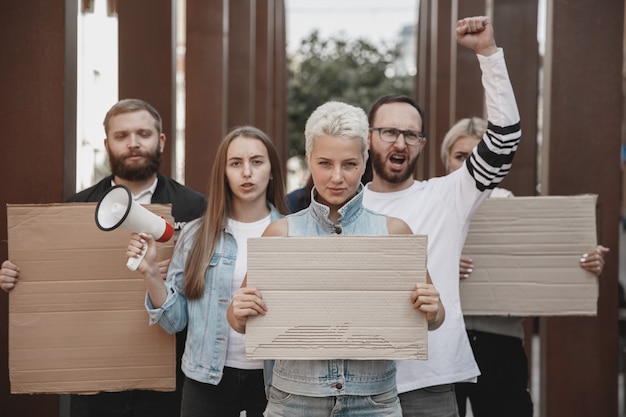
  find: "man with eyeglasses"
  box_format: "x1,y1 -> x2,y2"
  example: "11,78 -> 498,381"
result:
363,16 -> 521,417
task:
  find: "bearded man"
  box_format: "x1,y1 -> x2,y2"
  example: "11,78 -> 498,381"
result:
2,99 -> 206,417
66,99 -> 206,417
362,16 -> 521,417
68,99 -> 206,234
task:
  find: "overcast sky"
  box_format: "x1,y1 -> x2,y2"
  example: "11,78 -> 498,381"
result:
285,0 -> 418,52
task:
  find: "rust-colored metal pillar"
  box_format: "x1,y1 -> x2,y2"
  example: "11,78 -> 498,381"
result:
117,0 -> 175,177
227,0 -> 255,129
492,0 -> 538,197
539,2 -> 623,416
0,1 -> 78,416
185,0 -> 228,193
427,0 -> 453,178
416,0 -> 453,178
454,0 -> 487,124
254,0 -> 288,164
271,0 -> 288,164
415,0 -> 432,180
185,0 -> 287,191
254,0 -> 274,137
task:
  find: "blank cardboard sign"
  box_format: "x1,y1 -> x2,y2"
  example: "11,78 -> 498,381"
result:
460,195 -> 599,316
245,235 -> 428,360
7,203 -> 176,394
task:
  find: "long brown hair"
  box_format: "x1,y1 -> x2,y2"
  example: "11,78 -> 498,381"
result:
183,126 -> 288,299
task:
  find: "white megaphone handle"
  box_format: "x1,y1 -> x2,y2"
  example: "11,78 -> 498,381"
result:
127,244 -> 147,271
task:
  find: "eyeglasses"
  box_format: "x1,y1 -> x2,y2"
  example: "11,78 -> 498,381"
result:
369,127 -> 425,146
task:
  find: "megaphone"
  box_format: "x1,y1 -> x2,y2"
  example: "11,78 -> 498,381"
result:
95,184 -> 174,271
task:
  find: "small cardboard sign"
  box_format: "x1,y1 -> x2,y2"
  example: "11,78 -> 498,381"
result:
460,195 -> 599,316
245,235 -> 428,360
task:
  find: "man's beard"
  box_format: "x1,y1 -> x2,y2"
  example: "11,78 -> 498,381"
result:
108,147 -> 162,182
371,149 -> 419,184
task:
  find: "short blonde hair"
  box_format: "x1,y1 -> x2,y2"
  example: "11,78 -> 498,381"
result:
304,101 -> 369,163
440,117 -> 487,165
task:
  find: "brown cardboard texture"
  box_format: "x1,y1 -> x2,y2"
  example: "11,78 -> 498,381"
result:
460,195 -> 598,316
245,235 -> 428,360
8,203 -> 176,394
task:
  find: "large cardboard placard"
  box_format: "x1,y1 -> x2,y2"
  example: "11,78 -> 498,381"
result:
460,195 -> 599,316
245,235 -> 428,360
7,203 -> 176,394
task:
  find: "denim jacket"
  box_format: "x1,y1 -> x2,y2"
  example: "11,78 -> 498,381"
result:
271,185 -> 396,396
145,204 -> 283,385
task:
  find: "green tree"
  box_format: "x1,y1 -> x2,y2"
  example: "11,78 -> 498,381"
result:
287,30 -> 414,156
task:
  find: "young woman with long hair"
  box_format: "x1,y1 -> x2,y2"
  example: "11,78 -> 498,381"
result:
127,126 -> 287,417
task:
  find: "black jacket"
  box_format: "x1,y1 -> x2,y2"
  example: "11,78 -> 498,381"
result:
66,173 -> 206,416
66,173 -> 207,232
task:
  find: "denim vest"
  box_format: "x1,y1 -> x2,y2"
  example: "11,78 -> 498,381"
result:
145,204 -> 283,385
271,186 -> 396,396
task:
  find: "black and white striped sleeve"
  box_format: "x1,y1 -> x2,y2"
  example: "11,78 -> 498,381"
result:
466,48 -> 521,191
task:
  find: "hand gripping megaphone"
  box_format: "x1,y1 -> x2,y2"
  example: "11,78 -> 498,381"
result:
95,184 -> 174,271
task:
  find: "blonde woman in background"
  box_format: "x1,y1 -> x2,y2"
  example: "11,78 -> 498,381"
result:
441,117 -> 608,417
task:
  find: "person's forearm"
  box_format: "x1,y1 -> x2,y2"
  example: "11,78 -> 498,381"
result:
469,51 -> 521,192
479,49 -> 519,129
143,272 -> 168,308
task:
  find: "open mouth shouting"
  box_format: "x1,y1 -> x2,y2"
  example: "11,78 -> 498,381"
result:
389,152 -> 408,171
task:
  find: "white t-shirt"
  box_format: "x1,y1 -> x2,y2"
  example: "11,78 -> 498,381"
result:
224,214 -> 271,370
364,171 -> 485,392
363,48 -> 521,393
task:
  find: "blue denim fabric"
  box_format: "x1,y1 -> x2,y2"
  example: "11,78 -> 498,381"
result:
289,185 -> 387,237
266,386 -> 402,417
270,185 -> 395,397
145,204 -> 283,385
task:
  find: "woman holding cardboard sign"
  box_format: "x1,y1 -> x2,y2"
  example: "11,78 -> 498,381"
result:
440,116 -> 609,417
127,126 -> 288,417
228,101 -> 444,417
